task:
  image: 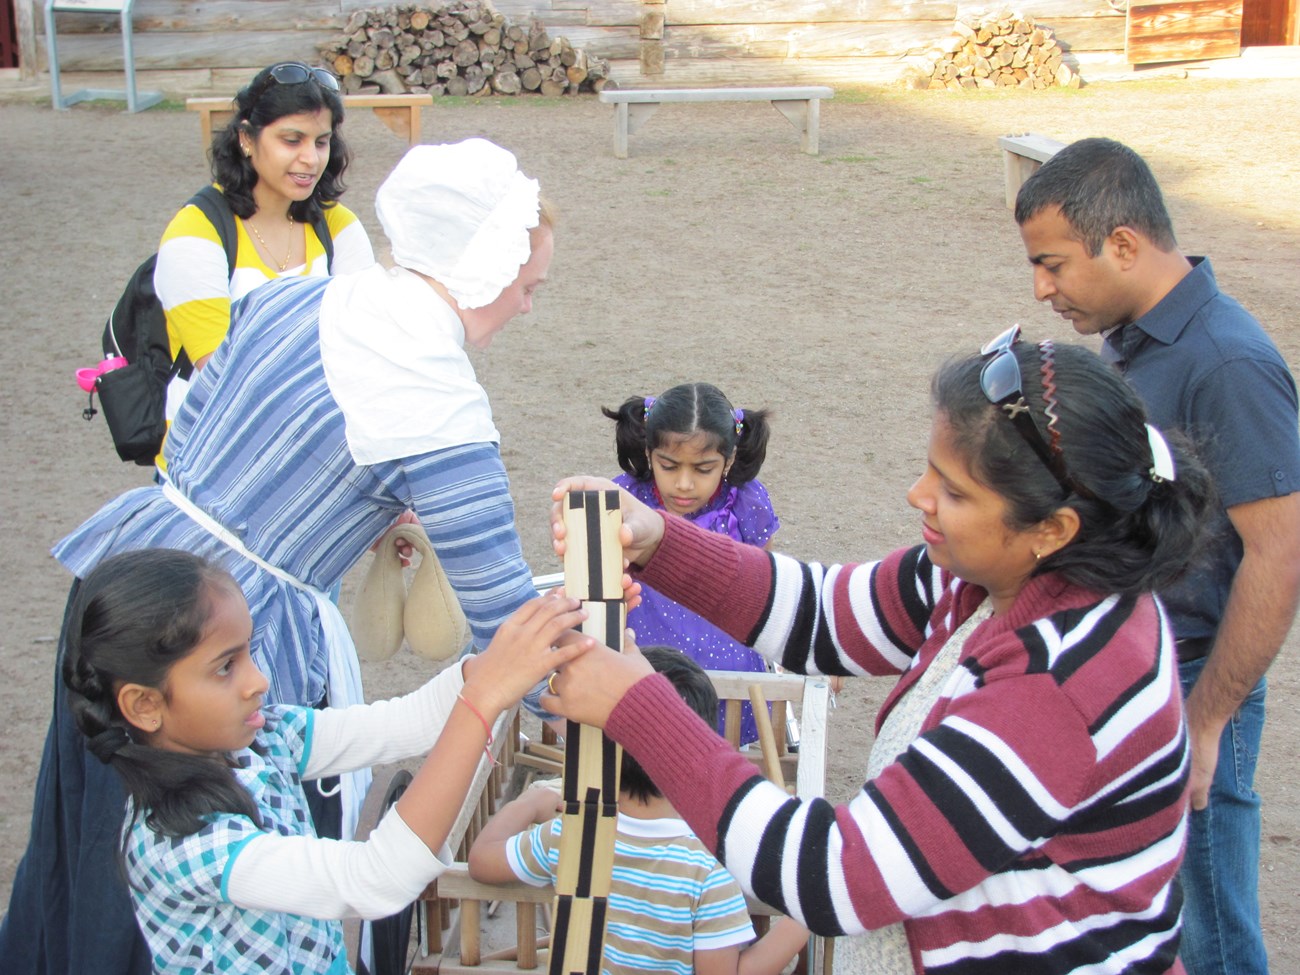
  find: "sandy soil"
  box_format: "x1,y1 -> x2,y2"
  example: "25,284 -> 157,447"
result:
1,77 -> 1298,969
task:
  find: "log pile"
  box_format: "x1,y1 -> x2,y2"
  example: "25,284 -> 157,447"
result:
317,1 -> 611,97
916,10 -> 1080,90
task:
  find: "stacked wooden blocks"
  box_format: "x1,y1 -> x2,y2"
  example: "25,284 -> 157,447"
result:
550,490 -> 624,975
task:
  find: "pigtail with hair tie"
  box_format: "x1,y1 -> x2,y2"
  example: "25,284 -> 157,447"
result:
643,396 -> 656,418
733,408 -> 744,435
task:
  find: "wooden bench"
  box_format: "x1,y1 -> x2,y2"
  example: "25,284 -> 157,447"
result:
998,132 -> 1065,209
185,93 -> 432,149
597,86 -> 834,158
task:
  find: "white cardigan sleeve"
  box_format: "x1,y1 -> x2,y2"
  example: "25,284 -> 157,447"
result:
225,808 -> 445,920
302,656 -> 468,780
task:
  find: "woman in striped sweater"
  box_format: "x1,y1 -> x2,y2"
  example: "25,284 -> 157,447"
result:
546,330 -> 1215,975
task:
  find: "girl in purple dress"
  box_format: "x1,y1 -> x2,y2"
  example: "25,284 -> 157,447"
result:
602,382 -> 777,744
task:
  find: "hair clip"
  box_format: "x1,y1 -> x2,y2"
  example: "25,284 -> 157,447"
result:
733,408 -> 744,435
1038,340 -> 1064,458
1146,423 -> 1176,483
643,395 -> 656,418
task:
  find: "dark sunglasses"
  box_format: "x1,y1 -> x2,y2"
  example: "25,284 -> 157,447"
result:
260,62 -> 340,94
979,325 -> 1090,497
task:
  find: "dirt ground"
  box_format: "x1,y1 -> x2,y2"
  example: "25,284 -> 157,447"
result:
2,76 -> 1298,969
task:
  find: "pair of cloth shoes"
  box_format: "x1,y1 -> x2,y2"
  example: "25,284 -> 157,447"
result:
351,522 -> 469,662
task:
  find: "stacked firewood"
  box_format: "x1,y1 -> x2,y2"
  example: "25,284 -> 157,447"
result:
317,1 -> 611,97
918,10 -> 1080,90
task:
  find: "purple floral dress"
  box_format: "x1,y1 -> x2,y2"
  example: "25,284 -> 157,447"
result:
614,473 -> 780,745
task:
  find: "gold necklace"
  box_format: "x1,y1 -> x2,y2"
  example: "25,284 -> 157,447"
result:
247,213 -> 295,271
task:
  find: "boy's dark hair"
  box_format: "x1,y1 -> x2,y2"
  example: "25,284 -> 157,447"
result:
620,647 -> 719,802
210,62 -> 351,225
1014,137 -> 1177,256
63,549 -> 264,856
602,382 -> 772,486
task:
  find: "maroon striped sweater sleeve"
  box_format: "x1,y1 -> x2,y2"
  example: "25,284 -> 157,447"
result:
635,513 -> 936,678
634,511 -> 775,644
606,672 -> 762,851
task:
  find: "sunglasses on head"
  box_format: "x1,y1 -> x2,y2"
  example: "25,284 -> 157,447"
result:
979,325 -> 1091,498
260,62 -> 340,94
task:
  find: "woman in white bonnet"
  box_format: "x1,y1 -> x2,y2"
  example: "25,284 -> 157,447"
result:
8,138 -> 555,975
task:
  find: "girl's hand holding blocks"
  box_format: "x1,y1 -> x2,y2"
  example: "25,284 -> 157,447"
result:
462,590 -> 591,717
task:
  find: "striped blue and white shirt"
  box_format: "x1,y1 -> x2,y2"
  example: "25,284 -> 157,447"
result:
507,813 -> 756,974
55,275 -> 537,707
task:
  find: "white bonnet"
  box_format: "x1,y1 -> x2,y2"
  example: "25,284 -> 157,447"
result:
375,138 -> 541,309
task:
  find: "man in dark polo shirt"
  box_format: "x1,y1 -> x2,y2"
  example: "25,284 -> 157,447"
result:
1012,137 -> 1300,975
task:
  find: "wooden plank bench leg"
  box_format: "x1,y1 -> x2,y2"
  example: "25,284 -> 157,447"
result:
771,98 -> 821,154
203,108 -> 234,146
997,135 -> 1064,209
612,101 -> 660,159
373,105 -> 421,146
1002,150 -> 1043,209
613,101 -> 629,159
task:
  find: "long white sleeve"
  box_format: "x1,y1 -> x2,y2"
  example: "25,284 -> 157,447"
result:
302,657 -> 468,780
225,808 -> 445,920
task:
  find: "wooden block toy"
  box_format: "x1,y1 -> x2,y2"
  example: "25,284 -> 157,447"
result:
550,490 -> 626,975
561,490 -> 623,601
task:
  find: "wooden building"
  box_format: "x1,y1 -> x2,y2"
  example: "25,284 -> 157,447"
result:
6,0 -> 1298,89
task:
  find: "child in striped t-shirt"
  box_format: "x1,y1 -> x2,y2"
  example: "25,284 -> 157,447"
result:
469,647 -> 810,975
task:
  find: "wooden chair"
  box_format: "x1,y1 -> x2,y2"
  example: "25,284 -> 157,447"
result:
409,669 -> 834,975
348,704 -> 523,975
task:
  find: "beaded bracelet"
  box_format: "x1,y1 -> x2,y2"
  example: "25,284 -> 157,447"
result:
457,691 -> 497,767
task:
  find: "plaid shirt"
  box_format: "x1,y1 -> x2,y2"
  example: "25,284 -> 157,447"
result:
125,706 -> 350,975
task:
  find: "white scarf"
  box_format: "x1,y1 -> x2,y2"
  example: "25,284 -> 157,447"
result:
318,264 -> 499,465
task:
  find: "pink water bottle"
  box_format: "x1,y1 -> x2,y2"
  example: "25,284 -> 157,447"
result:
76,355 -> 128,392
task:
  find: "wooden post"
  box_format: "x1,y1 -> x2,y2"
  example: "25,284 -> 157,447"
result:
517,901 -> 539,969
16,0 -> 38,80
639,0 -> 664,76
748,683 -> 786,790
549,490 -> 625,975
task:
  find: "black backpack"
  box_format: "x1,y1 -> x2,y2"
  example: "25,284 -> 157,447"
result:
85,186 -> 334,465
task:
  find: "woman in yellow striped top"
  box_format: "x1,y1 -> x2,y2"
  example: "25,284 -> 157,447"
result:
153,63 -> 375,457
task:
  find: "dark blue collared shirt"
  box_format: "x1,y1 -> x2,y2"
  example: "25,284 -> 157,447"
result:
1110,257 -> 1300,641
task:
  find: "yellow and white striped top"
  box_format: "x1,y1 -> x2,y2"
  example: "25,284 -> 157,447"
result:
154,191 -> 375,366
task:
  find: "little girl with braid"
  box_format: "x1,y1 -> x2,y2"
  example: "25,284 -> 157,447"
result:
602,382 -> 778,745
61,548 -> 588,975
